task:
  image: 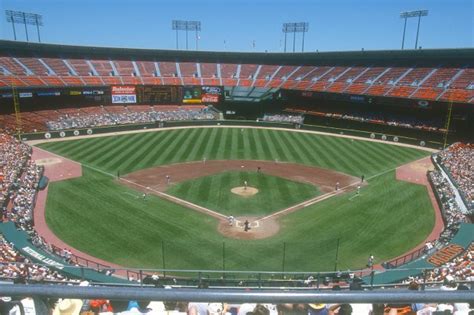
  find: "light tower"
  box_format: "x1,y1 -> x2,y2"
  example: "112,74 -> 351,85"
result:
282,22 -> 309,52
5,10 -> 43,42
172,20 -> 201,50
400,10 -> 428,49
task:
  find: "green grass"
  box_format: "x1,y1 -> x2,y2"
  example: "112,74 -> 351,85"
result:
39,127 -> 434,271
166,171 -> 320,216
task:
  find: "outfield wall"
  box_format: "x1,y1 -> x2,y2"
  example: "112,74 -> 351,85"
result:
21,120 -> 443,150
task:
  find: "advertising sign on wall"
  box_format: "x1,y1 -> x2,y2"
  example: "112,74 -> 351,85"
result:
111,86 -> 137,104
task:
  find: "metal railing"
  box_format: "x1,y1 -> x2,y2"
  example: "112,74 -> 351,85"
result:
0,284 -> 473,303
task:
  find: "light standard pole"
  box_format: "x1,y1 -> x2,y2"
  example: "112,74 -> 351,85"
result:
400,10 -> 428,50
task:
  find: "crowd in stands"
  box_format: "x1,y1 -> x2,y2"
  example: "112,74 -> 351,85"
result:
46,107 -> 218,131
0,135 -> 33,212
0,133 -> 72,285
428,171 -> 470,242
1,276 -> 473,315
436,143 -> 474,210
425,246 -> 473,283
286,108 -> 445,132
261,114 -> 305,125
0,235 -> 68,284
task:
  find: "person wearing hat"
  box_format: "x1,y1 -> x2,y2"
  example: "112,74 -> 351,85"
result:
52,299 -> 83,315
307,304 -> 328,315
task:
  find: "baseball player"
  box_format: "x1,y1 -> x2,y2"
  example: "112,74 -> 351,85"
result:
335,182 -> 340,191
244,180 -> 248,190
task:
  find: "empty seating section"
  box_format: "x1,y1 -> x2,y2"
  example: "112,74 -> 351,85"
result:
387,86 -> 416,98
158,62 -> 180,85
114,60 -> 136,77
67,59 -> 93,76
309,66 -> 339,91
42,58 -> 71,76
411,87 -> 444,100
135,61 -> 156,77
353,67 -> 386,84
327,67 -> 368,93
101,76 -> 123,85
449,68 -> 474,89
366,67 -> 409,96
440,89 -> 474,103
0,57 -> 26,75
179,62 -> 200,85
89,59 -> 114,76
281,66 -> 316,89
17,58 -> 49,75
422,68 -> 460,88
397,67 -> 433,86
81,76 -> 104,85
267,66 -> 298,88
238,64 -> 258,86
0,56 -> 472,103
40,76 -> 66,86
220,63 -> 238,86
200,63 -> 220,86
253,65 -> 279,87
386,67 -> 428,96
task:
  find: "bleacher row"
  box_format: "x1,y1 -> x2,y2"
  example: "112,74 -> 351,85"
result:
0,56 -> 473,103
1,105 -> 205,133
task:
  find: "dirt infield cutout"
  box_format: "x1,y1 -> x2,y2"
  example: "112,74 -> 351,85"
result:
230,186 -> 259,197
121,160 -> 360,239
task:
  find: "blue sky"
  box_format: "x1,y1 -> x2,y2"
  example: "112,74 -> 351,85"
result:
0,0 -> 472,52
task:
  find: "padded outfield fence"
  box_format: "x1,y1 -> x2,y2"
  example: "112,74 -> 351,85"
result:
20,120 -> 445,149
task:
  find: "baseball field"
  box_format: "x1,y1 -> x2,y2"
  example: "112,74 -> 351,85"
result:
37,127 -> 435,272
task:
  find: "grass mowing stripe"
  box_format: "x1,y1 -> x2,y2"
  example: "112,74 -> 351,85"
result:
330,137 -> 382,173
230,128 -> 240,160
171,128 -> 202,163
200,128 -> 220,161
105,131 -> 158,172
156,129 -> 194,165
241,128 -> 253,160
138,129 -> 180,168
214,128 -> 228,160
247,129 -> 262,159
187,128 -> 212,161
285,131 -> 318,166
91,133 -> 145,169
222,128 -> 234,160
260,129 -> 280,161
277,131 -> 309,165
267,130 -> 292,162
301,133 -> 334,169
112,132 -> 165,174
63,136 -> 123,163
342,140 -> 392,173
324,136 -> 362,175
307,134 -> 351,173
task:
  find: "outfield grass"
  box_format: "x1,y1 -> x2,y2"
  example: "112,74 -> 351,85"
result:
39,127 -> 434,271
166,171 -> 320,216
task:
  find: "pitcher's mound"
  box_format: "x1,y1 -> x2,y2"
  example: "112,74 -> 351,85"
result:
231,186 -> 259,197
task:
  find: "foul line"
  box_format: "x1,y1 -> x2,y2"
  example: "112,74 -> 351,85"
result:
80,163 -> 229,220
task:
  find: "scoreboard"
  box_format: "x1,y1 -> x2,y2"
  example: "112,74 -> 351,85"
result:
137,86 -> 182,104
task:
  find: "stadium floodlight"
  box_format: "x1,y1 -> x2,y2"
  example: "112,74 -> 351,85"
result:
399,10 -> 428,49
282,22 -> 309,52
172,20 -> 201,51
5,10 -> 43,42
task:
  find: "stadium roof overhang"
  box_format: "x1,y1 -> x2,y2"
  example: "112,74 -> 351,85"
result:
1,40 -> 473,67
224,86 -> 278,102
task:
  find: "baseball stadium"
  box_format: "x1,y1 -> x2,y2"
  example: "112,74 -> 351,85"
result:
0,0 -> 473,313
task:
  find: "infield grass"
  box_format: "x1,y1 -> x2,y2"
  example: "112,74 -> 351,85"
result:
39,127 -> 434,271
166,171 -> 320,216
